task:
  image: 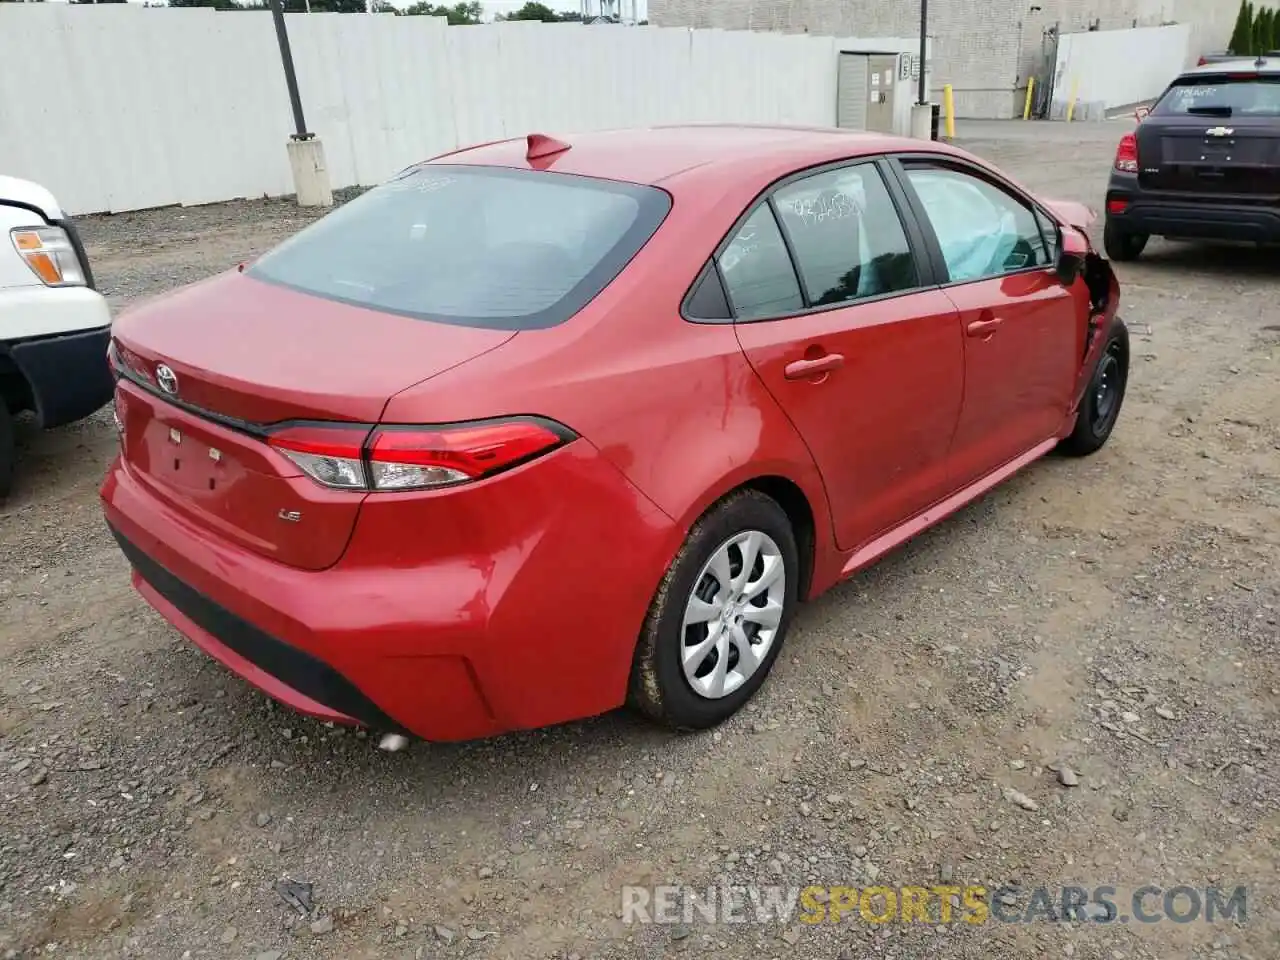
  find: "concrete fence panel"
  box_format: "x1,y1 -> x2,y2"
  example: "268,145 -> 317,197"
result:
0,5 -> 918,215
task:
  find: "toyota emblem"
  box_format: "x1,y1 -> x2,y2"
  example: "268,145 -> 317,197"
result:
155,364 -> 178,396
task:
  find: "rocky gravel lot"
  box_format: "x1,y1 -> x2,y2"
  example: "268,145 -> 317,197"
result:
1,122 -> 1277,960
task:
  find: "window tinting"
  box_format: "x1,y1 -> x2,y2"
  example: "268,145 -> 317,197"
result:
717,205 -> 804,320
685,264 -> 733,320
773,164 -> 917,306
905,166 -> 1052,283
246,165 -> 671,330
1154,76 -> 1280,117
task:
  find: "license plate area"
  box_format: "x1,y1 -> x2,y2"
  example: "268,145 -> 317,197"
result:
156,422 -> 232,493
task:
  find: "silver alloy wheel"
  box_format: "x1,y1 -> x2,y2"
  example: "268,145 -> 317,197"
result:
680,529 -> 786,700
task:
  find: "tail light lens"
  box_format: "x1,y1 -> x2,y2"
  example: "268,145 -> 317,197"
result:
268,417 -> 574,492
1114,133 -> 1139,173
269,424 -> 372,490
1197,56 -> 1207,65
109,340 -> 155,385
10,226 -> 87,287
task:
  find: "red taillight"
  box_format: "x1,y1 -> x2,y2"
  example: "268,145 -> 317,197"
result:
1114,133 -> 1138,173
268,423 -> 372,490
112,342 -> 153,383
1107,198 -> 1129,215
1197,56 -> 1207,65
267,417 -> 573,492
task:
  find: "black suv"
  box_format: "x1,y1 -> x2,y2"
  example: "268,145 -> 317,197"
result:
1104,56 -> 1280,261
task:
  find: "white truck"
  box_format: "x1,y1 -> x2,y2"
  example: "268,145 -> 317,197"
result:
0,175 -> 113,498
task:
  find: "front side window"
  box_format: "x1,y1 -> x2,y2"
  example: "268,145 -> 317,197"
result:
1034,207 -> 1060,261
772,164 -> 918,306
247,165 -> 671,330
904,166 -> 1052,283
717,205 -> 804,320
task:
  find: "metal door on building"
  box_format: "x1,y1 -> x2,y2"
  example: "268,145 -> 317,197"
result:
837,53 -> 899,133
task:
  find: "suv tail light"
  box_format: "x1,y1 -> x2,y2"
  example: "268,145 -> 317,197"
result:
267,417 -> 575,492
1114,133 -> 1139,173
1197,56 -> 1207,65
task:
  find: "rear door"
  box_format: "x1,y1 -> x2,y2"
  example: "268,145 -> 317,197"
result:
890,157 -> 1077,489
721,159 -> 965,552
1137,72 -> 1280,199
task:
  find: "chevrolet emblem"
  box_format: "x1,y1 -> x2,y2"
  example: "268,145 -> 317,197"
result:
1205,126 -> 1234,137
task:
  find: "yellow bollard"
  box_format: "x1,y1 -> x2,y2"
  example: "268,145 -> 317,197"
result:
1022,77 -> 1035,120
1066,76 -> 1079,122
943,84 -> 955,138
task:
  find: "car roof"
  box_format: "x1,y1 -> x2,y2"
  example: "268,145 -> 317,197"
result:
1179,56 -> 1280,78
424,123 -> 940,187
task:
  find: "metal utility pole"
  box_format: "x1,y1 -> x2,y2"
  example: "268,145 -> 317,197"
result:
269,0 -> 312,141
917,0 -> 928,104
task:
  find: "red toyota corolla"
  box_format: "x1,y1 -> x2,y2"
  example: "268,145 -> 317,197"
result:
101,125 -> 1127,743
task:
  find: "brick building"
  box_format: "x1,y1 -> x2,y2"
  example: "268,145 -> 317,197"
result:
648,0 -> 1256,118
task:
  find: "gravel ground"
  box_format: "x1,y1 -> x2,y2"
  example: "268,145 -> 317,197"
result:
1,123 -> 1277,960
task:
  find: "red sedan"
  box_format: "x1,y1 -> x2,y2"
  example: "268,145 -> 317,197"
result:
101,125 -> 1127,743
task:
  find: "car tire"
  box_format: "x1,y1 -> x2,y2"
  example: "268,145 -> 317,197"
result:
1103,221 -> 1148,261
0,404 -> 13,501
629,488 -> 799,731
1059,319 -> 1129,458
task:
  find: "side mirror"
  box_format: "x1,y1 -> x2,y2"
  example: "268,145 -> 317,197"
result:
1056,227 -> 1089,285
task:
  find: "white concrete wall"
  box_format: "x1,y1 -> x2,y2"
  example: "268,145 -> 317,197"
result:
650,0 -> 1280,118
0,5 -> 910,215
1049,24 -> 1192,119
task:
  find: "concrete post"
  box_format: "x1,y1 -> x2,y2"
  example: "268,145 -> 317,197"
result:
910,103 -> 933,140
287,138 -> 333,208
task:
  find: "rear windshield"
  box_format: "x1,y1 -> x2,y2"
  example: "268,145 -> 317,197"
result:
1154,75 -> 1280,117
247,165 -> 671,330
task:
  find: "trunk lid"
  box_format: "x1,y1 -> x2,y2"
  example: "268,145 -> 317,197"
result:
112,270 -> 517,424
1138,118 -> 1280,196
111,270 -> 515,570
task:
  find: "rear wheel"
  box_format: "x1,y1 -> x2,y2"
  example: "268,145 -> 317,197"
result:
1059,320 -> 1129,457
629,489 -> 798,730
0,404 -> 13,500
1103,220 -> 1148,261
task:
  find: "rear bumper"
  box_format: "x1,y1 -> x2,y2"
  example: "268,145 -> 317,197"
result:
110,524 -> 403,731
101,440 -> 680,742
1107,175 -> 1280,242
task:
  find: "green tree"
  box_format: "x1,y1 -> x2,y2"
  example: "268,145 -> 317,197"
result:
1252,7 -> 1269,54
403,0 -> 480,22
169,0 -> 248,8
1228,0 -> 1253,53
506,1 -> 561,20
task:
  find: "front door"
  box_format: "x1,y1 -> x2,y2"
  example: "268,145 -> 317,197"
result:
895,160 -> 1078,489
719,160 -> 964,552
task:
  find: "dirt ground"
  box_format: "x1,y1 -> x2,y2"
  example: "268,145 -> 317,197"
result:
1,121 -> 1277,960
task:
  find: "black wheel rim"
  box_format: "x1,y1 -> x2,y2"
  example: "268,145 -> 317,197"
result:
1091,346 -> 1123,436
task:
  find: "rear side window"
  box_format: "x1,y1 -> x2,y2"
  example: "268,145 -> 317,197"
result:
247,165 -> 671,330
717,205 -> 804,320
1154,76 -> 1280,117
773,164 -> 917,306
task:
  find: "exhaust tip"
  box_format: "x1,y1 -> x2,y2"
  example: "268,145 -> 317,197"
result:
377,733 -> 410,752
